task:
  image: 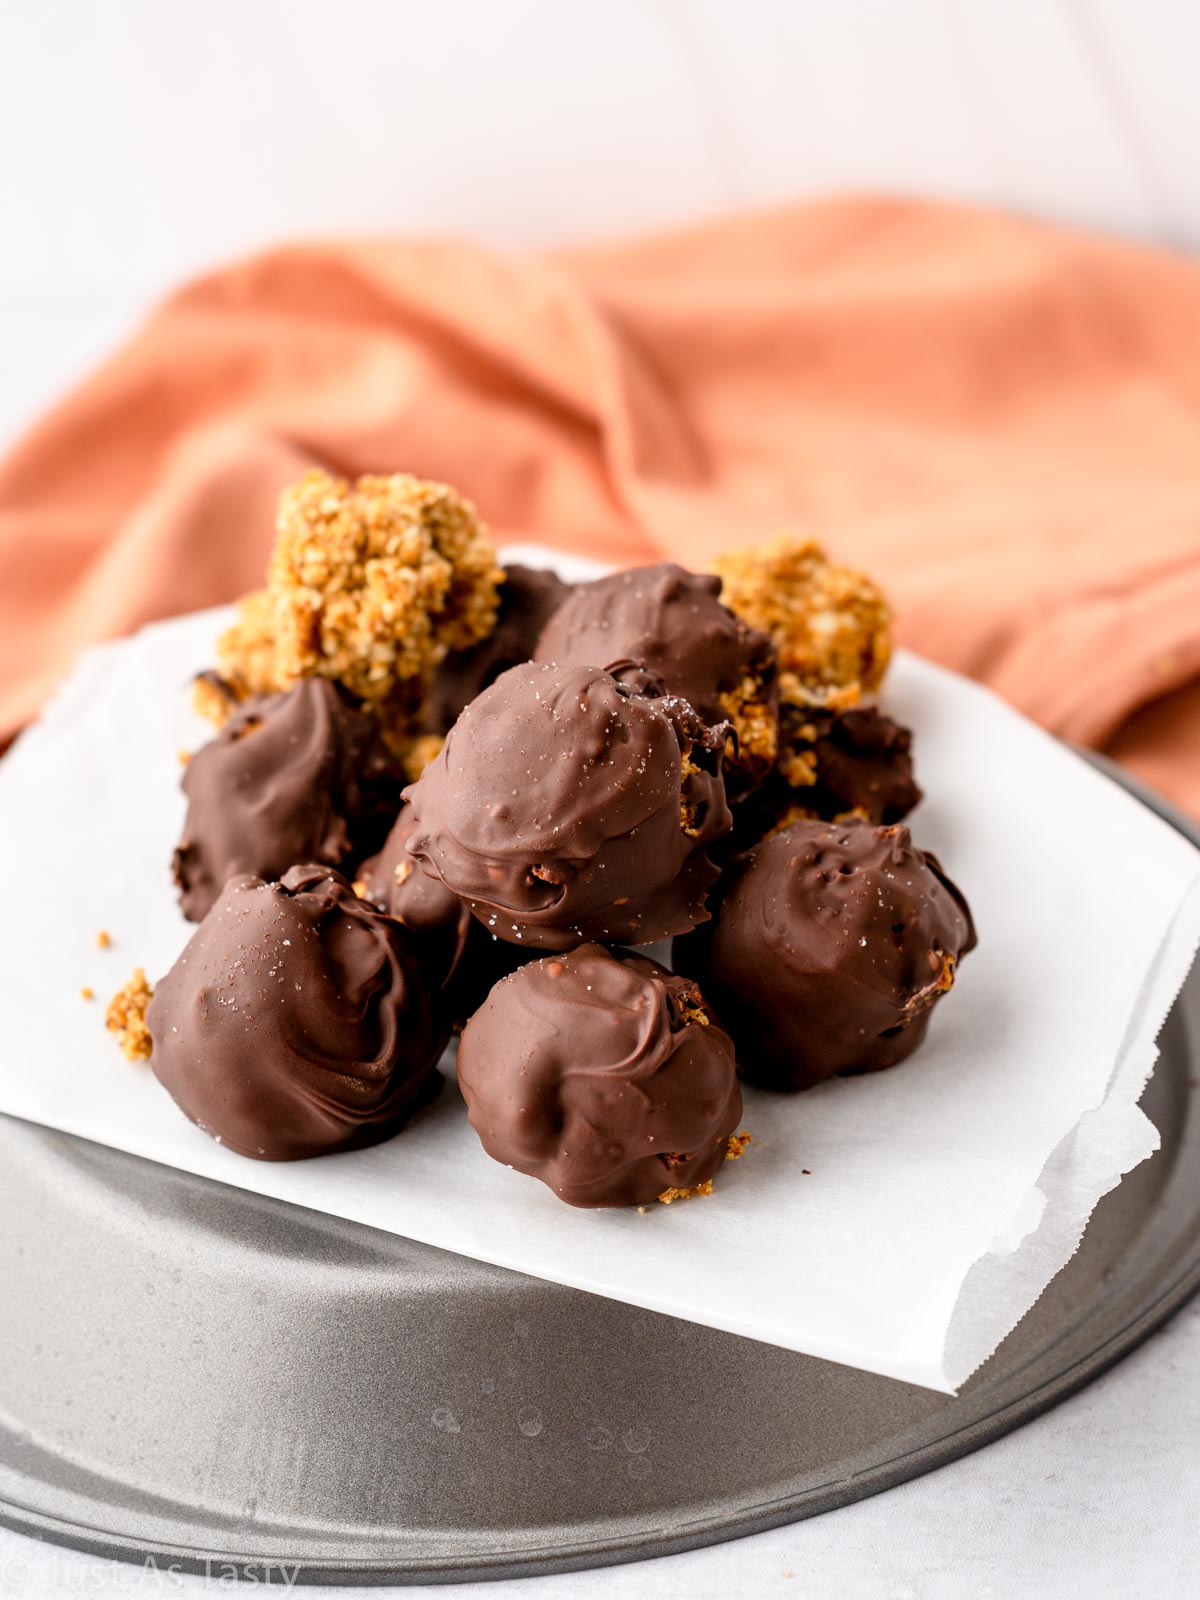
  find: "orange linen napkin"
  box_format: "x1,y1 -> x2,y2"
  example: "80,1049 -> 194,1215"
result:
2,197 -> 1199,814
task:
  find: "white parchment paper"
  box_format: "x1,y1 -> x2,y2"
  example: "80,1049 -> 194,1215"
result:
2,550 -> 1198,1392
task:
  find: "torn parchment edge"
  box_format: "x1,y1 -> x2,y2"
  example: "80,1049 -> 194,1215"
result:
940,869 -> 1200,1392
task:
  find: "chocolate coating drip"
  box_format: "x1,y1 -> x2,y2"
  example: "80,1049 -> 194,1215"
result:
677,819 -> 975,1091
358,802 -> 473,988
534,563 -> 772,727
457,943 -> 742,1207
424,564 -> 572,735
173,678 -> 404,922
148,865 -> 446,1160
405,662 -> 733,951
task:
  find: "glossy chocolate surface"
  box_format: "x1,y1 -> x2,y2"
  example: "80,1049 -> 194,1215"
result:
678,819 -> 974,1091
358,802 -> 473,988
148,865 -> 445,1159
405,662 -> 732,951
534,563 -> 772,728
457,943 -> 742,1207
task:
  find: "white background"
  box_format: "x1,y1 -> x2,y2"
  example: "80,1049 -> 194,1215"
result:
2,0 -> 1198,442
1,0 -> 1198,1593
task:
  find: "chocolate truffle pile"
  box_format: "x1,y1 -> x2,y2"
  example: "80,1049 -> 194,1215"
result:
126,470 -> 975,1210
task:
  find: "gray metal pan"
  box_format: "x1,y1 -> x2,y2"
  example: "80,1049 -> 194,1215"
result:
0,758 -> 1196,1586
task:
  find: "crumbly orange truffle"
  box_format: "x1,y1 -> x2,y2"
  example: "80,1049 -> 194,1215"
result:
214,471 -> 503,732
211,590 -> 279,710
105,968 -> 154,1063
712,538 -> 891,704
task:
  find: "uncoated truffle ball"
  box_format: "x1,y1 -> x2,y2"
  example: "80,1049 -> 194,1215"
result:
173,678 -> 404,922
215,469 -> 503,718
677,819 -> 975,1091
404,661 -> 733,951
457,943 -> 743,1207
147,865 -> 446,1159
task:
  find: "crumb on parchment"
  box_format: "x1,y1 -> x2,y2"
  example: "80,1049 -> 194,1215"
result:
657,1130 -> 752,1205
95,929 -> 111,950
105,968 -> 154,1063
657,1179 -> 715,1205
80,986 -> 95,1002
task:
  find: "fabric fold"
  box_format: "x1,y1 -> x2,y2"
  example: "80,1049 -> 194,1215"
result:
2,197 -> 1199,813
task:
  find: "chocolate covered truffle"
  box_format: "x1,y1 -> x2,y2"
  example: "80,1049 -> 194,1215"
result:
423,564 -> 572,736
405,661 -> 733,951
357,802 -> 473,988
794,704 -> 920,823
534,563 -> 777,794
737,703 -> 921,845
173,678 -> 404,922
148,865 -> 446,1160
678,819 -> 974,1091
457,943 -> 743,1207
